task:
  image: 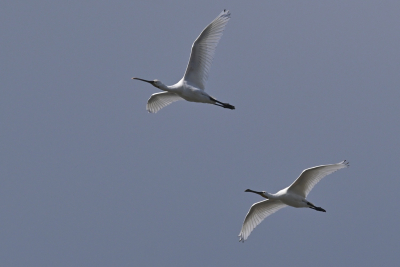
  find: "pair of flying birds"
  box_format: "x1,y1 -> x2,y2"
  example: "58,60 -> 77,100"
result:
132,10 -> 349,242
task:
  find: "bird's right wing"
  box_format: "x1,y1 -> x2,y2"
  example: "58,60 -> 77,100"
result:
146,92 -> 183,113
183,10 -> 231,90
288,160 -> 349,198
239,200 -> 287,242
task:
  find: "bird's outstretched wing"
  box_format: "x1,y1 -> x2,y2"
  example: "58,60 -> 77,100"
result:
147,92 -> 183,113
239,200 -> 287,242
183,10 -> 231,90
288,160 -> 349,198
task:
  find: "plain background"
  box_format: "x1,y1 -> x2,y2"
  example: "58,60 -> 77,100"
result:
1,1 -> 400,266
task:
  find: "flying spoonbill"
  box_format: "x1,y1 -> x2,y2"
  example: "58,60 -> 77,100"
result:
132,10 -> 234,113
239,160 -> 349,242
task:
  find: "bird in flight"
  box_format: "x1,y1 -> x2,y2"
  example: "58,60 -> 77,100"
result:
132,10 -> 235,113
239,160 -> 349,242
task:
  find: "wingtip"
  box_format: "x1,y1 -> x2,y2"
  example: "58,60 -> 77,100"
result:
238,234 -> 245,243
146,106 -> 156,114
341,160 -> 350,167
221,9 -> 231,17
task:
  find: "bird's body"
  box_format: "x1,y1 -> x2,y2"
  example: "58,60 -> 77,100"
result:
239,160 -> 349,242
172,80 -> 213,104
132,10 -> 234,113
269,188 -> 307,207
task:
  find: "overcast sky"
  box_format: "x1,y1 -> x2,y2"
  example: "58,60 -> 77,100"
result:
1,1 -> 400,266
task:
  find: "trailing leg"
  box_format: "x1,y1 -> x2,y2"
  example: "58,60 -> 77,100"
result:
307,201 -> 326,212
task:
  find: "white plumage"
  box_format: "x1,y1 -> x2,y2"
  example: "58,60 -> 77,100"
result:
183,10 -> 229,90
239,160 -> 349,242
132,10 -> 234,113
146,92 -> 183,114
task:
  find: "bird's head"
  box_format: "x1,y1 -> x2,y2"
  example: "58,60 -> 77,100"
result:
245,189 -> 269,199
132,77 -> 163,89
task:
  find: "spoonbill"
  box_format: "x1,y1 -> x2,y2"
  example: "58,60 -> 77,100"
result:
239,160 -> 349,242
132,10 -> 235,113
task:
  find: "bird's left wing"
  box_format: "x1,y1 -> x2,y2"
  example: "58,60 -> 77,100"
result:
147,92 -> 183,113
288,160 -> 349,198
183,10 -> 231,90
239,200 -> 287,242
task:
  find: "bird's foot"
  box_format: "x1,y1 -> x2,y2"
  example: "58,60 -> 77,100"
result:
211,98 -> 235,110
310,206 -> 326,212
222,103 -> 235,110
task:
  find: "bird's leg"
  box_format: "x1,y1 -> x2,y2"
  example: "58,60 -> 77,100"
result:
220,102 -> 235,110
314,207 -> 326,212
215,100 -> 235,110
210,97 -> 235,110
307,202 -> 326,212
214,102 -> 225,107
309,206 -> 326,212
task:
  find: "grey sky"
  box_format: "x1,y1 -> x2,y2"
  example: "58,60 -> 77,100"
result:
1,1 -> 400,266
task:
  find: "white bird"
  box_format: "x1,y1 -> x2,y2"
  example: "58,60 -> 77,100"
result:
132,10 -> 235,113
239,160 -> 349,242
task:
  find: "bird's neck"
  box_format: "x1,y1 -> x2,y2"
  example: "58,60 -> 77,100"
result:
163,79 -> 185,93
263,192 -> 277,200
157,83 -> 171,92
